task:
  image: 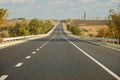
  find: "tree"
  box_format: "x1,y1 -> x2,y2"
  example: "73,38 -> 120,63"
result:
0,8 -> 8,26
29,19 -> 43,35
12,20 -> 29,36
67,24 -> 84,36
97,27 -> 109,38
107,5 -> 120,38
0,30 -> 9,38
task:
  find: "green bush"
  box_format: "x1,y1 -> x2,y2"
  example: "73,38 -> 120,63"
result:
11,20 -> 30,36
0,19 -> 54,38
67,24 -> 84,36
29,19 -> 53,35
0,30 -> 9,38
0,8 -> 8,26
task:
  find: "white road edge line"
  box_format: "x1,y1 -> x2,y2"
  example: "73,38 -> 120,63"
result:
61,34 -> 120,80
25,56 -> 31,59
15,63 -> 23,67
0,75 -> 8,80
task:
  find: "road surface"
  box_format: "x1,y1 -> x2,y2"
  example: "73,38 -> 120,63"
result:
0,23 -> 120,80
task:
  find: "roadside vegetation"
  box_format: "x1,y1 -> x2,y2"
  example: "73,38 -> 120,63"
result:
64,5 -> 120,40
0,8 -> 8,41
97,5 -> 120,39
67,24 -> 84,36
0,8 -> 7,26
0,8 -> 54,42
0,19 -> 54,38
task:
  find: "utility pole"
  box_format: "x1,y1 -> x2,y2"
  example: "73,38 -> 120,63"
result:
84,12 -> 86,20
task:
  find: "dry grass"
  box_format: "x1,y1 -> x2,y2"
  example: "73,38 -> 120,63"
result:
2,20 -> 21,27
80,25 -> 109,36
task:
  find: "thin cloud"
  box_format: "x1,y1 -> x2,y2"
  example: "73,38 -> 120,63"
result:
48,0 -> 74,6
70,7 -> 86,11
95,2 -> 112,7
0,0 -> 36,4
0,0 -> 8,4
111,0 -> 120,2
80,0 -> 95,3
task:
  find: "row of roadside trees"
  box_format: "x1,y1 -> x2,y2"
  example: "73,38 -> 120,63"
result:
0,19 -> 54,38
0,8 -> 54,39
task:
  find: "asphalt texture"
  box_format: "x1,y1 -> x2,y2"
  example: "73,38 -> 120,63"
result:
0,23 -> 120,80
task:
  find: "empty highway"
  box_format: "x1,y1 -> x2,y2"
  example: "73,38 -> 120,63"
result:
0,23 -> 120,80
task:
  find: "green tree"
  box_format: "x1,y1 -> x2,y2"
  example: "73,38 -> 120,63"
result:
0,30 -> 9,38
12,20 -> 29,36
0,8 -> 8,26
107,5 -> 120,38
97,27 -> 109,38
29,19 -> 43,35
67,24 -> 84,36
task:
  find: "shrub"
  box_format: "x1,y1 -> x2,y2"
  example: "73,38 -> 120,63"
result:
96,27 -> 109,38
0,30 -> 9,38
67,24 -> 84,36
0,18 -> 54,38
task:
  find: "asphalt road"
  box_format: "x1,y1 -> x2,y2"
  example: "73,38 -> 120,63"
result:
0,23 -> 120,80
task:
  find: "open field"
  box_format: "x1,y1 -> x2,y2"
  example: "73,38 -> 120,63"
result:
66,19 -> 109,37
80,25 -> 108,36
2,20 -> 24,27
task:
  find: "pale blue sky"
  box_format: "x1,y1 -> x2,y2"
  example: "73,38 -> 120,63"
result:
0,0 -> 119,19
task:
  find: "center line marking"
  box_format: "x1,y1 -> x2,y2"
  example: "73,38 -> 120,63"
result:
0,75 -> 8,80
40,47 -> 42,48
25,56 -> 31,59
39,35 -> 56,48
32,52 -> 36,54
36,49 -> 39,50
15,63 -> 23,67
41,44 -> 45,47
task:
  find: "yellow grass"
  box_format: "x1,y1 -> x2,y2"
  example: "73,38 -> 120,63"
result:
2,20 -> 20,27
80,25 -> 108,36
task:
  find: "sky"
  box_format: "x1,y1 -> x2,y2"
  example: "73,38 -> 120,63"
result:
0,0 -> 120,19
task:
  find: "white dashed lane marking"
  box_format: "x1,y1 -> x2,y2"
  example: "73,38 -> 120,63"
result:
36,49 -> 39,51
40,47 -> 42,48
0,32 -> 56,80
25,56 -> 31,59
41,44 -> 45,47
15,63 -> 23,67
32,52 -> 36,54
0,75 -> 8,80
